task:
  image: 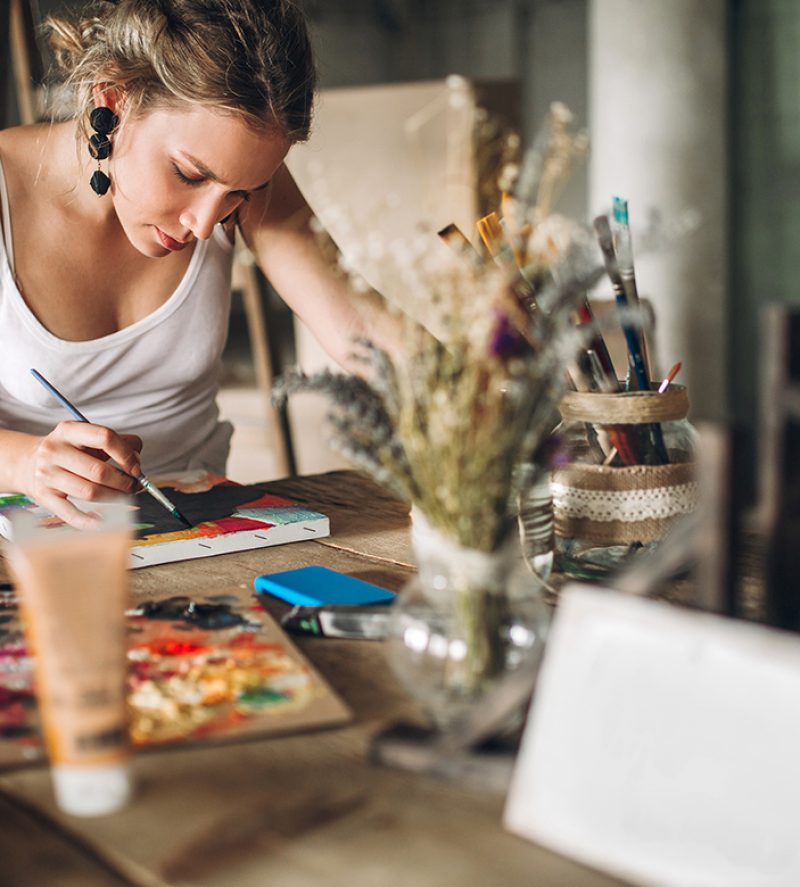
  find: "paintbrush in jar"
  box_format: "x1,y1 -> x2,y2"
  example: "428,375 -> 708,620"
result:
500,191 -> 531,269
593,215 -> 669,465
437,223 -> 482,263
477,211 -> 514,266
593,214 -> 651,393
658,362 -> 682,393
612,197 -> 652,379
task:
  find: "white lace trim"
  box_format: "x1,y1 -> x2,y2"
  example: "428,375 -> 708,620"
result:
552,481 -> 699,523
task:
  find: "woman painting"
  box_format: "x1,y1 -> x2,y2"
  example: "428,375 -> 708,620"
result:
0,0 -> 396,526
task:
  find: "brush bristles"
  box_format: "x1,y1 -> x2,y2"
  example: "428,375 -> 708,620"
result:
477,212 -> 505,258
437,223 -> 481,261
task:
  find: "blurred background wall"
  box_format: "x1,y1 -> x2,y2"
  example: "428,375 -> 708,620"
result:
3,0 -> 799,497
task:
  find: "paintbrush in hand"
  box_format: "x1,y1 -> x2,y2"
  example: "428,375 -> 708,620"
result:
30,368 -> 192,528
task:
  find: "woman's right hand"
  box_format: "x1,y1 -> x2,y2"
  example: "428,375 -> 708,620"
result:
21,421 -> 143,529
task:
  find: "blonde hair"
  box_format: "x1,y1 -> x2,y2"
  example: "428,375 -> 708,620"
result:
46,0 -> 316,142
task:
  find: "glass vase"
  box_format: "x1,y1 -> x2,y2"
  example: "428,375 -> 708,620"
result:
386,511 -> 550,729
516,463 -> 555,581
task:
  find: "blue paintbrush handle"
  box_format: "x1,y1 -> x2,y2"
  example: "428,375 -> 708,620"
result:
616,306 -> 651,392
30,369 -> 90,423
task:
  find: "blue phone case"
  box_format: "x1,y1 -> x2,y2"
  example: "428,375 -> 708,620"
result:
254,566 -> 396,607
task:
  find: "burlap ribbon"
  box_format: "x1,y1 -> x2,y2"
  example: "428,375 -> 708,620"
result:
554,386 -> 695,545
560,385 -> 689,424
553,460 -> 697,544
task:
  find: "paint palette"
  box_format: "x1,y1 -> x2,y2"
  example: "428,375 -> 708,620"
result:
0,471 -> 330,569
126,623 -> 337,746
0,584 -> 351,765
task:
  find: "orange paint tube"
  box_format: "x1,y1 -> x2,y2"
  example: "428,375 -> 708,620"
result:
7,500 -> 133,816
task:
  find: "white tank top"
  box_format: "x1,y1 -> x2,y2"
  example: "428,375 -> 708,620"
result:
0,157 -> 235,477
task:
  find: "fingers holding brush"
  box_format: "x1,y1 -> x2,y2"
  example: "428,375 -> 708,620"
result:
51,422 -> 142,481
22,422 -> 143,524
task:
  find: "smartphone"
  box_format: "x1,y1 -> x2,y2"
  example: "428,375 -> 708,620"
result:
254,565 -> 396,607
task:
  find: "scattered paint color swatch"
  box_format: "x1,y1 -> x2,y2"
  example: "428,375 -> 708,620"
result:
0,585 -> 350,762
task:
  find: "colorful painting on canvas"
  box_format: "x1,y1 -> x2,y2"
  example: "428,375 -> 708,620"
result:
0,471 -> 330,568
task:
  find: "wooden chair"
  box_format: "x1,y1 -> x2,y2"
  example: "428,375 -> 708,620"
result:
231,239 -> 292,476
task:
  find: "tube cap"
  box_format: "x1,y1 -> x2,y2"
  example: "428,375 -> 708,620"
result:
51,763 -> 132,817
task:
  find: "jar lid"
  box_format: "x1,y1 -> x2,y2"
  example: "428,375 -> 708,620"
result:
560,385 -> 689,424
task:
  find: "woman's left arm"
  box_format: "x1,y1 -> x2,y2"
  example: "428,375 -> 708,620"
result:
237,164 -> 401,375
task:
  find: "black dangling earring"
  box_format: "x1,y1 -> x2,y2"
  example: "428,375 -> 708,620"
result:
88,106 -> 118,196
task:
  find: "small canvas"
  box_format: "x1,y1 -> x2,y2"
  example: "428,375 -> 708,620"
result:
0,471 -> 330,569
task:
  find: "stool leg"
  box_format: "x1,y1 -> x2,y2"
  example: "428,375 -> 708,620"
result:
238,261 -> 292,477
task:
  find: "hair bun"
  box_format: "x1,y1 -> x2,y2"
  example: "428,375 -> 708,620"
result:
45,0 -> 316,143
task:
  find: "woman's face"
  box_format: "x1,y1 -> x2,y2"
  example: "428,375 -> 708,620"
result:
106,103 -> 290,257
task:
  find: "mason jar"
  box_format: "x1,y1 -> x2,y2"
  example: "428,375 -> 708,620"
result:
552,384 -> 697,579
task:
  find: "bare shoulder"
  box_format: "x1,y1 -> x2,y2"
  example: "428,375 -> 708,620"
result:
0,123 -> 72,193
0,124 -> 45,172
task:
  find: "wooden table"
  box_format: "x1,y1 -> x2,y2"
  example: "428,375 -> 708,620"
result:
0,471 -> 626,887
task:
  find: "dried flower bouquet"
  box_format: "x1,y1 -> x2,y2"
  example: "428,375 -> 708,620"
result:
278,105 -> 594,554
274,106 -> 611,705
